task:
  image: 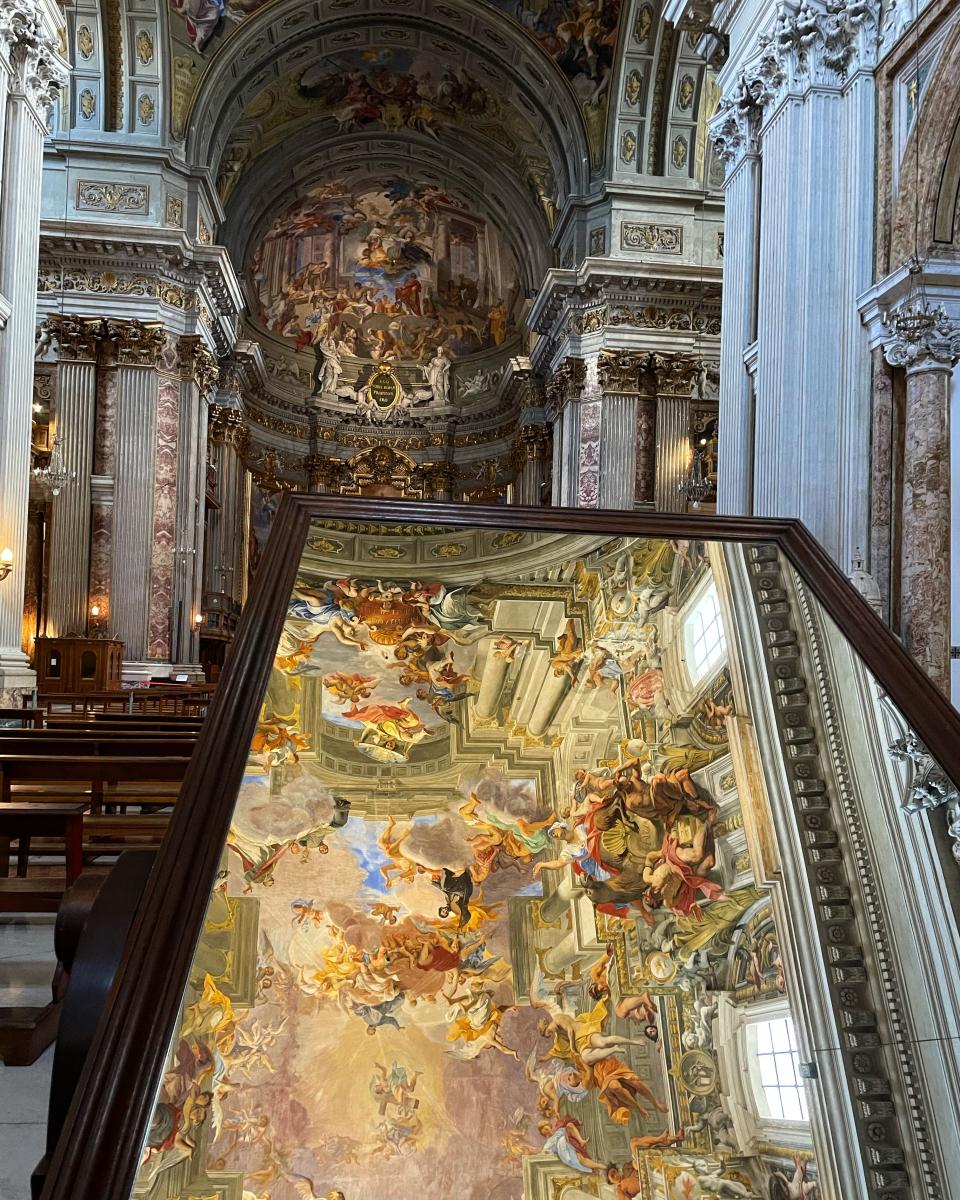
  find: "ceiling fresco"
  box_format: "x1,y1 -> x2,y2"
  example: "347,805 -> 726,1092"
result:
131,527 -> 819,1200
174,1 -> 620,173
217,44 -> 561,230
249,174 -> 519,364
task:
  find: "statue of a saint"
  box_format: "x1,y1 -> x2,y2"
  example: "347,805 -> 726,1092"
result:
424,346 -> 451,404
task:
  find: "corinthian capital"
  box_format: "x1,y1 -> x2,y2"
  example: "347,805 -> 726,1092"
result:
1,0 -> 67,120
178,335 -> 220,397
882,304 -> 960,373
102,318 -> 166,367
39,314 -> 105,360
712,0 -> 879,173
0,0 -> 40,53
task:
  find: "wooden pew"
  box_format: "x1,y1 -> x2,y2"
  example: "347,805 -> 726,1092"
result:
0,804 -> 85,886
0,756 -> 190,813
45,713 -> 203,731
0,707 -> 44,728
0,737 -> 196,759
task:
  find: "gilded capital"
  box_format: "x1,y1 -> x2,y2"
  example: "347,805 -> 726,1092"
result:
178,335 -> 220,397
544,357 -> 585,414
208,404 -> 249,452
597,349 -> 645,394
39,314 -> 105,360
101,318 -> 166,367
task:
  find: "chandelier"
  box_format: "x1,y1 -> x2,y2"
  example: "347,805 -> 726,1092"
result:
33,435 -> 75,497
679,447 -> 711,509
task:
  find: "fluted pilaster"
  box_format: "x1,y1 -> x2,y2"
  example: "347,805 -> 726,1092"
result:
598,395 -> 638,509
111,363 -> 159,661
47,359 -> 96,634
716,149 -> 758,515
654,396 -> 690,513
0,74 -> 49,684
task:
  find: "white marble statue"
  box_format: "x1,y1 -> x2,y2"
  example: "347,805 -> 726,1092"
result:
424,346 -> 451,404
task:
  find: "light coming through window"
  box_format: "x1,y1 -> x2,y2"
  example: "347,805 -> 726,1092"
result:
753,1016 -> 808,1121
685,581 -> 727,681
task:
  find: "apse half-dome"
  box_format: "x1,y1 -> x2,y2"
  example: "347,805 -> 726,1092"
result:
248,174 -> 521,364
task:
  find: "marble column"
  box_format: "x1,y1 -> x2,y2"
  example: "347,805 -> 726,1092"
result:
884,318 -> 960,691
0,21 -> 63,694
653,355 -> 704,513
43,317 -> 102,636
475,650 -> 511,720
106,321 -> 165,674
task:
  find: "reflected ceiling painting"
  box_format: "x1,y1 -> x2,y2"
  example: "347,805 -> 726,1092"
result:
250,176 -> 519,363
132,528 -> 819,1200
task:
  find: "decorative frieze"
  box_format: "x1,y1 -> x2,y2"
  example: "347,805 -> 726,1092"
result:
76,180 -> 148,214
621,222 -> 683,253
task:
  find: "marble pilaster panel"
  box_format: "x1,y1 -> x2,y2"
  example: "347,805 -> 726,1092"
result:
147,377 -> 179,661
900,366 -> 951,689
45,324 -> 99,636
110,361 -> 159,661
654,396 -> 690,513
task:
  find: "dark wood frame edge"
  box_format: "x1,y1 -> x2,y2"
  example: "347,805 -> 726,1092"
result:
39,495 -> 960,1200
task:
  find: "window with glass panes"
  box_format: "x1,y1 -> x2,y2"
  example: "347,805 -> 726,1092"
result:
753,1016 -> 808,1121
685,581 -> 727,681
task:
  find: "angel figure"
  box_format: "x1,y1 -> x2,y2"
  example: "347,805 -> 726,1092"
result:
322,672 -> 379,704
550,618 -> 583,681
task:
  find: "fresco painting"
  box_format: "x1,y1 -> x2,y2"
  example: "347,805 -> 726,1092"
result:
250,175 -> 518,363
132,529 -> 819,1200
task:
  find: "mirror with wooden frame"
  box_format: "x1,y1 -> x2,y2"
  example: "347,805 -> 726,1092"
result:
41,498 -> 960,1200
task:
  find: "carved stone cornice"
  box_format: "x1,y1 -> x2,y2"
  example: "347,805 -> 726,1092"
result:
544,357 -> 585,415
208,404 -> 249,453
711,0 -> 881,171
746,546 -> 913,1198
101,318 -> 165,367
177,335 -> 219,397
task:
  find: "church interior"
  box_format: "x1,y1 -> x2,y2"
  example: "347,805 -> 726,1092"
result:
1,1 -> 960,1200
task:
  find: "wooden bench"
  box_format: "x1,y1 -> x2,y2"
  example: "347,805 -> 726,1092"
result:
0,737 -> 196,759
0,877 -> 68,913
0,803 -> 85,885
0,707 -> 44,728
45,714 -> 203,732
0,756 -> 190,813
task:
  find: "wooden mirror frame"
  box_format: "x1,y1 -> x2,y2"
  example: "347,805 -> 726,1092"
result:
39,496 -> 960,1200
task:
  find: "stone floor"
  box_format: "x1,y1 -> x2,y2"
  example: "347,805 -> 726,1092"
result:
0,914 -> 56,1200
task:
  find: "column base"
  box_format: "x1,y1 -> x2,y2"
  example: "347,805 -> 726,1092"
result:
0,647 -> 36,702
